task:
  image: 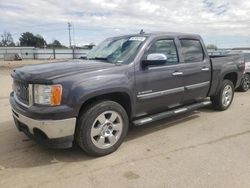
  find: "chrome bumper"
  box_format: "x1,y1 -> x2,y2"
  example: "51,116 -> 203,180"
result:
12,108 -> 76,139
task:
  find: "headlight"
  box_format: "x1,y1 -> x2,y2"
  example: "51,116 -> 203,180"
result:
34,84 -> 62,106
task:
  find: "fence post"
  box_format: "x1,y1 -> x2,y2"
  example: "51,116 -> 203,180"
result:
33,48 -> 35,59
72,48 -> 75,59
53,48 -> 56,59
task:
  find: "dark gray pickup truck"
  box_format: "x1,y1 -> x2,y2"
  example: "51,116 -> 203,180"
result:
10,32 -> 245,156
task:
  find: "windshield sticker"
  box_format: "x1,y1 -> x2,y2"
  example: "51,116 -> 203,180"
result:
129,37 -> 146,42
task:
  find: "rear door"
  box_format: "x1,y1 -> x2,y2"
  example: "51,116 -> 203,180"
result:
134,38 -> 185,116
178,39 -> 211,103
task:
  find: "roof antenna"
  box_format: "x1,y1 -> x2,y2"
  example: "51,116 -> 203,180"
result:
139,29 -> 145,34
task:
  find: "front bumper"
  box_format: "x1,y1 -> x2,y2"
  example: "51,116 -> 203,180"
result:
12,109 -> 76,148
10,93 -> 76,148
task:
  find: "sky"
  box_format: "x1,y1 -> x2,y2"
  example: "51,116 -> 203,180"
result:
0,0 -> 250,48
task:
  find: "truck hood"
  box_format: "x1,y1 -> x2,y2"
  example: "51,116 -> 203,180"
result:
11,60 -> 117,83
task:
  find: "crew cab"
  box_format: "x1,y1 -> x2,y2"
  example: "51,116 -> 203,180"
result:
10,32 -> 245,156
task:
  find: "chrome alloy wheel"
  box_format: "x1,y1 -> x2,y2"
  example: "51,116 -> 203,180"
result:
222,84 -> 233,107
91,111 -> 123,149
243,74 -> 250,90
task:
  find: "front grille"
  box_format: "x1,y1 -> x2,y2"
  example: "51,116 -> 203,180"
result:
14,80 -> 29,105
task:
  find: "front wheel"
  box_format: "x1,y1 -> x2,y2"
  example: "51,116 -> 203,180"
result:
211,79 -> 235,111
75,101 -> 129,156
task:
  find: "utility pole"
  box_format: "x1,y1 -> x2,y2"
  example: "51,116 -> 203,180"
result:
72,24 -> 76,47
68,22 -> 72,48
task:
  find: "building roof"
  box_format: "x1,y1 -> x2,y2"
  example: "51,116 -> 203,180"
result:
0,47 -> 35,50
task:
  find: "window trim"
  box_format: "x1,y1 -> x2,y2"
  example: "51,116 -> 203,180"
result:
179,39 -> 205,63
143,38 -> 180,66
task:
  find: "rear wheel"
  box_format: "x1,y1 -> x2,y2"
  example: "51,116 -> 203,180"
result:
238,74 -> 250,92
75,101 -> 129,156
211,79 -> 234,111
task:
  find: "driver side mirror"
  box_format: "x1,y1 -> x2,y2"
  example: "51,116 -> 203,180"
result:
142,53 -> 168,66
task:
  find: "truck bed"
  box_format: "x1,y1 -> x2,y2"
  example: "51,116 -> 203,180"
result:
208,54 -> 245,97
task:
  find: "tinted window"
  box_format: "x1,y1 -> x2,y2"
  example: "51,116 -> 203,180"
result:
146,39 -> 178,64
180,39 -> 204,63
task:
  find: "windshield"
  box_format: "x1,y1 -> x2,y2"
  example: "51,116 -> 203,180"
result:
87,36 -> 146,64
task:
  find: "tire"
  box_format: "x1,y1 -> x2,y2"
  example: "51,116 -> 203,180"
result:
238,74 -> 250,92
211,79 -> 235,111
75,101 -> 129,156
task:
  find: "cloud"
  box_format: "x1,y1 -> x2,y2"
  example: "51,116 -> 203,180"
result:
0,0 -> 250,47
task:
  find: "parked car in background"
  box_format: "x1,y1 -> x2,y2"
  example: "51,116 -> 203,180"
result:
238,53 -> 250,92
10,32 -> 245,156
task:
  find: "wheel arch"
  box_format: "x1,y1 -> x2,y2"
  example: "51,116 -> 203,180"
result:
77,91 -> 133,120
223,72 -> 238,87
211,72 -> 238,97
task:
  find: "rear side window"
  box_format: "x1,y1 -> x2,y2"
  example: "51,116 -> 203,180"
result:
180,39 -> 204,63
146,39 -> 178,64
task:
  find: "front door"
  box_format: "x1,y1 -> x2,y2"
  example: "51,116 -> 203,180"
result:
134,38 -> 185,117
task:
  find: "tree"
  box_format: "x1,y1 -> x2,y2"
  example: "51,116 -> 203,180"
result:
81,43 -> 96,49
47,39 -> 67,48
0,31 -> 15,47
19,32 -> 47,48
206,44 -> 218,50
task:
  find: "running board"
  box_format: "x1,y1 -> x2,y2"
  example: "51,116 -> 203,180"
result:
133,100 -> 212,126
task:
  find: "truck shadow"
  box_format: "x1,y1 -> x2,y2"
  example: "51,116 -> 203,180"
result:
198,105 -> 218,113
126,111 -> 200,141
0,111 -> 201,169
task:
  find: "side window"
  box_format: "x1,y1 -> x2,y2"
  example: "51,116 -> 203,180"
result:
146,39 -> 178,64
180,39 -> 204,63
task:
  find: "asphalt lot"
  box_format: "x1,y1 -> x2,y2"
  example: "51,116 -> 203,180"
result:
0,61 -> 250,188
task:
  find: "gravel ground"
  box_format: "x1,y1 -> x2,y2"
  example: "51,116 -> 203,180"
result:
0,61 -> 250,188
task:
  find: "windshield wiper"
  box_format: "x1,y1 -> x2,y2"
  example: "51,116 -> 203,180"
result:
87,57 -> 115,64
93,57 -> 109,61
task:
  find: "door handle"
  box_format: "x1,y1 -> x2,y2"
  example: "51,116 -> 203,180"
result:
172,71 -> 183,76
201,67 -> 209,71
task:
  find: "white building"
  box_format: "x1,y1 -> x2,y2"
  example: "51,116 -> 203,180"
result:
0,47 -> 35,60
0,47 -> 90,60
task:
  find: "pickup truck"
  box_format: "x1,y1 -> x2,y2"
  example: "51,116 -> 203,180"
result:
238,53 -> 250,92
10,32 -> 245,156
